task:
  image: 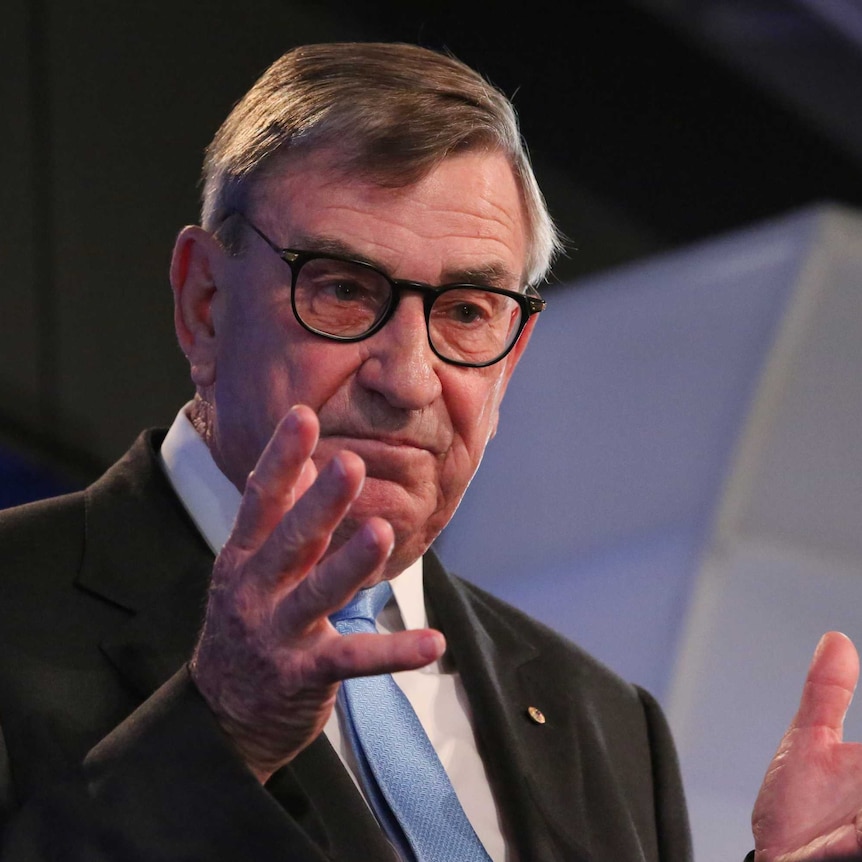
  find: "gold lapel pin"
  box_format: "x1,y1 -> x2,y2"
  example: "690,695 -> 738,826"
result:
527,706 -> 546,725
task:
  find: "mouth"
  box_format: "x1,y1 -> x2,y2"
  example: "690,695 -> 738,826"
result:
321,432 -> 445,457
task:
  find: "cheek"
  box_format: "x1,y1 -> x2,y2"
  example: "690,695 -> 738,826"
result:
215,308 -> 298,425
220,317 -> 366,433
444,372 -> 507,467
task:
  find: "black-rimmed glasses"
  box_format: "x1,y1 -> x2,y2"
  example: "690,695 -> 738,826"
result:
228,211 -> 546,368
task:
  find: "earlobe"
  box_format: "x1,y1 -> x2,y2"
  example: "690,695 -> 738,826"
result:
171,226 -> 222,389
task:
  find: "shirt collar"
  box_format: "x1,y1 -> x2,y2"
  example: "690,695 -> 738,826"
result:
159,404 -> 426,630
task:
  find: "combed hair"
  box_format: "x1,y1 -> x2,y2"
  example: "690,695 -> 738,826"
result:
201,42 -> 562,285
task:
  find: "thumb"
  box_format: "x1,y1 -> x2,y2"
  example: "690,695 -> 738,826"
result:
792,631 -> 859,737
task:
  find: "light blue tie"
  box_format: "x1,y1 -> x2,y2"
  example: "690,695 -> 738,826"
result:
330,582 -> 491,862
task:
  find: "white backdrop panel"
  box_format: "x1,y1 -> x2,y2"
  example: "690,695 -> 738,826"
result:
435,202 -> 862,861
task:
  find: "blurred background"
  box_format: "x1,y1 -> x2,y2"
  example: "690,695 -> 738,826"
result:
3,1 -> 862,859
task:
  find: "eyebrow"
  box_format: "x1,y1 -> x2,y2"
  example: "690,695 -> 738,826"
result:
288,232 -> 522,290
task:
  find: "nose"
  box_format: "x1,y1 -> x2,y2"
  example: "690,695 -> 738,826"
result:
355,294 -> 443,410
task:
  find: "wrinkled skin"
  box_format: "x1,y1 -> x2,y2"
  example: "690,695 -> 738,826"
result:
170,148 -> 534,780
753,632 -> 862,861
190,406 -> 444,781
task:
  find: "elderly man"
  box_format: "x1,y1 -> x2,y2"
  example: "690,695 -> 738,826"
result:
0,41 -> 859,862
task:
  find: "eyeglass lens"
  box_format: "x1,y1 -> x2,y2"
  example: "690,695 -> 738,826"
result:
294,258 -> 523,365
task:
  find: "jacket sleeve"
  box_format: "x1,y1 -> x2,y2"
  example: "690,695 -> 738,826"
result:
0,667 -> 331,862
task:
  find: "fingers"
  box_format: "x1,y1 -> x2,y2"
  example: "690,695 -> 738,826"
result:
274,517 -> 394,634
314,629 -> 446,685
793,631 -> 860,735
252,449 -> 367,590
229,405 -> 320,553
193,404 -> 432,781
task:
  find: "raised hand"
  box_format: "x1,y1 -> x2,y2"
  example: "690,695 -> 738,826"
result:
752,631 -> 862,861
189,405 -> 445,783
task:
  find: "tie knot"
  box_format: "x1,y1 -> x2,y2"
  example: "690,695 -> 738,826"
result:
330,580 -> 393,627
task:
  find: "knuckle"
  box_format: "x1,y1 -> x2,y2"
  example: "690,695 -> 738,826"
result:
296,573 -> 332,615
244,471 -> 278,508
310,646 -> 345,685
278,520 -> 329,570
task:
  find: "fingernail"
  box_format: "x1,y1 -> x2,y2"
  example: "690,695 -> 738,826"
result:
284,405 -> 303,432
331,453 -> 348,479
362,522 -> 394,557
359,521 -> 383,552
359,522 -> 376,549
420,632 -> 445,661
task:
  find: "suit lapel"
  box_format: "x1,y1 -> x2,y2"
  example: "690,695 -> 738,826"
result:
75,430 -> 214,698
74,430 -> 393,861
424,552 -> 593,862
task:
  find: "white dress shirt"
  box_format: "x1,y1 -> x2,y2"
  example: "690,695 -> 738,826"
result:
159,406 -> 509,860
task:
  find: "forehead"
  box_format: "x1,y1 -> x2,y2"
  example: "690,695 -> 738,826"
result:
251,148 -> 529,287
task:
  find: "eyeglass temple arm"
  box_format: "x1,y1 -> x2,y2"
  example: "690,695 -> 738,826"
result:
526,293 -> 546,314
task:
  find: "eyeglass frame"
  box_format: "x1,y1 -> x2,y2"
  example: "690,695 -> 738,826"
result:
223,210 -> 546,368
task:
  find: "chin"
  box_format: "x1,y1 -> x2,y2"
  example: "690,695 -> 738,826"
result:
349,479 -> 437,542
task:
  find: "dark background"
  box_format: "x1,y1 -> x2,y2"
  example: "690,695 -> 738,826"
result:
3,0 -> 862,501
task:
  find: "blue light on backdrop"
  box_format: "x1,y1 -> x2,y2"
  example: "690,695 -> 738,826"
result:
0,445 -> 79,509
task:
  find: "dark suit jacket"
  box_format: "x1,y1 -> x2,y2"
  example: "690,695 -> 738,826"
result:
0,430 -> 692,861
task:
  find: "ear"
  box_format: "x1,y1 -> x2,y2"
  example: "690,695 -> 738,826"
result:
488,315 -> 538,440
170,226 -> 225,389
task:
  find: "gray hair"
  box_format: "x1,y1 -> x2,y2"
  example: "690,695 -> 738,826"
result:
201,42 -> 562,285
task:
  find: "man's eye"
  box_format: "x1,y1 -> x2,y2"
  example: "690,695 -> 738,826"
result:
453,303 -> 484,323
434,296 -> 492,325
331,281 -> 364,301
316,277 -> 382,305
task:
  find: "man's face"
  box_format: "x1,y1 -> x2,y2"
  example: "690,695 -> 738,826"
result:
203,148 -> 532,571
